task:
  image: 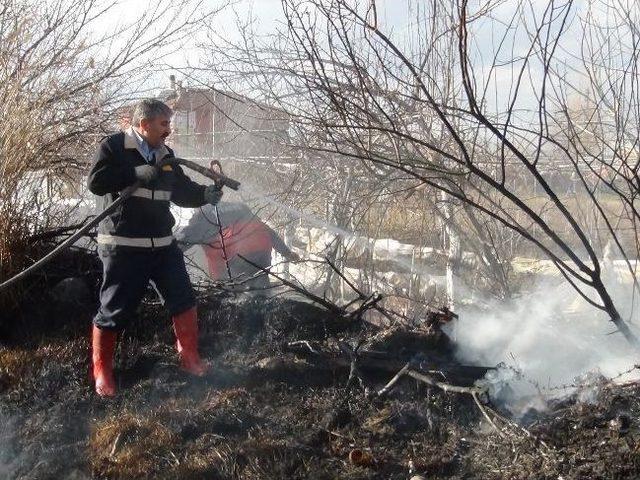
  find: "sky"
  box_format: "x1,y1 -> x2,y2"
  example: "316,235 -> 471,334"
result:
92,0 -> 420,89
84,0 -> 630,116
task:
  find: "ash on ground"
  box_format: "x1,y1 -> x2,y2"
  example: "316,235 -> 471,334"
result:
1,280 -> 640,479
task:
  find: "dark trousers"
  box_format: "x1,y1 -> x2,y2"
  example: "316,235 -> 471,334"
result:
93,244 -> 196,331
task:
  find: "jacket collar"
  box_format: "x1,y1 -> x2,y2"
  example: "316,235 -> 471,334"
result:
124,127 -> 170,160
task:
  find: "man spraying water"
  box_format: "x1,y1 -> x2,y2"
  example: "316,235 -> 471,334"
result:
87,99 -> 223,397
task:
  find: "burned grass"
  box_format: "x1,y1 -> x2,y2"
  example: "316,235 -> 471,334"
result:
465,382 -> 640,479
2,286 -> 640,479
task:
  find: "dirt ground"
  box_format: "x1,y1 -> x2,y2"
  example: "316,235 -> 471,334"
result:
2,264 -> 640,479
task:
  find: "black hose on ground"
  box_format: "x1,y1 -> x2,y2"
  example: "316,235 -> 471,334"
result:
0,181 -> 142,293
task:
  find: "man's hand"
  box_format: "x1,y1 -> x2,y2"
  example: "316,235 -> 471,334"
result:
204,185 -> 223,205
134,165 -> 159,185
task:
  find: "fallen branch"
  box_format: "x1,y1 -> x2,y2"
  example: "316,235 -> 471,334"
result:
472,392 -> 506,439
237,254 -> 345,314
286,341 -> 493,387
377,361 -> 411,396
476,398 -> 554,453
377,362 -> 527,444
405,368 -> 486,395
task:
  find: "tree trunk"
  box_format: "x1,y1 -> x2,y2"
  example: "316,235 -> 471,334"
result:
441,190 -> 461,312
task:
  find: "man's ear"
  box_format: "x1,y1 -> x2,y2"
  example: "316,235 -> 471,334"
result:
139,118 -> 150,131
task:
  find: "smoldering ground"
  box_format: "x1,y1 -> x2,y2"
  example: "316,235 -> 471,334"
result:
3,242 -> 640,479
0,285 -> 481,480
449,267 -> 640,418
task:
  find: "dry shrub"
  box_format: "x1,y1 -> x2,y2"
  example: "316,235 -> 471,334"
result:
201,387 -> 248,410
0,0 -> 217,310
90,412 -> 180,479
0,341 -> 86,394
0,2 -> 99,285
228,438 -> 305,479
0,349 -> 44,391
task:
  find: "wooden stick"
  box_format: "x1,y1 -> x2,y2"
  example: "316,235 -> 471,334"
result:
324,256 -> 366,298
287,340 -> 320,355
323,257 -> 396,323
472,392 -> 506,438
377,362 -> 412,396
405,368 -> 486,395
285,341 -> 494,382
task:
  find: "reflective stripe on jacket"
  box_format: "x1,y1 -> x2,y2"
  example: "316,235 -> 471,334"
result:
97,233 -> 174,248
87,129 -> 207,250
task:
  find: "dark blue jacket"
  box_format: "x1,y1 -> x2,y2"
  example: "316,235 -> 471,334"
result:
87,129 -> 206,250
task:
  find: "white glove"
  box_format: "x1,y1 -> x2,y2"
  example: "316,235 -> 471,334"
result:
134,165 -> 158,185
204,185 -> 223,205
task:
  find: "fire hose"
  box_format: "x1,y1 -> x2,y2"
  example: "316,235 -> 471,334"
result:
0,157 -> 241,292
209,160 -> 233,280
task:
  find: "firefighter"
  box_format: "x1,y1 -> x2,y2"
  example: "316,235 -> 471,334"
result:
176,202 -> 299,288
87,99 -> 223,397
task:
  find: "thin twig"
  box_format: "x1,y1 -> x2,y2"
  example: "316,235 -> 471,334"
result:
472,392 -> 506,439
238,254 -> 345,314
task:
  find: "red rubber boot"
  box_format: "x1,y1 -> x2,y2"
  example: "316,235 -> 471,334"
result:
92,325 -> 118,397
172,306 -> 209,376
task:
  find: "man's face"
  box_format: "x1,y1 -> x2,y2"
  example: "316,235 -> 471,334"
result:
139,115 -> 172,148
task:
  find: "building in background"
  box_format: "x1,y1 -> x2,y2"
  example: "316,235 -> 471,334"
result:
157,75 -> 292,164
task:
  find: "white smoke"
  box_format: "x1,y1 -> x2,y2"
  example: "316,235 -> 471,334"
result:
0,411 -> 19,479
447,258 -> 640,416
